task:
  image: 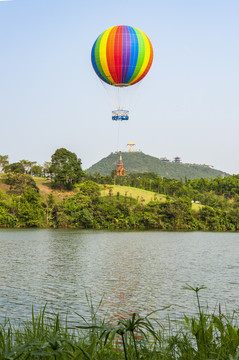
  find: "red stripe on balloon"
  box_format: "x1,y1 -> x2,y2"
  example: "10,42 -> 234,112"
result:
107,27 -> 118,84
114,26 -> 123,84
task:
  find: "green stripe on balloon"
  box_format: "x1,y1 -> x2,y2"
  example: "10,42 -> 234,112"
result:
128,28 -> 145,84
94,33 -> 109,84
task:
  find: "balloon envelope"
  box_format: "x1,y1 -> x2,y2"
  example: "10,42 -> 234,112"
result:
91,25 -> 153,87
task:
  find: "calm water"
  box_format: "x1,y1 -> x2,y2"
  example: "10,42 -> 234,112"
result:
0,229 -> 239,324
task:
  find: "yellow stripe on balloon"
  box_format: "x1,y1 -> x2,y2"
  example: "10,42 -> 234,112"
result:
131,29 -> 151,84
99,27 -> 115,84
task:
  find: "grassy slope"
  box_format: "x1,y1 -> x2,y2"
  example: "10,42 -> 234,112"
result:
101,185 -> 167,203
101,184 -> 202,210
33,177 -> 76,200
0,173 -> 9,193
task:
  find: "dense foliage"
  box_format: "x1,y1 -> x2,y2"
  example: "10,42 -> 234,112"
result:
1,173 -> 239,230
4,162 -> 25,174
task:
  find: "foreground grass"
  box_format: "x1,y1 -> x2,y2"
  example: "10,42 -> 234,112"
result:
1,288 -> 239,359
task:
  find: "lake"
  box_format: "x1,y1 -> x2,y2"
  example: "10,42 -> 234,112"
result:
0,229 -> 239,325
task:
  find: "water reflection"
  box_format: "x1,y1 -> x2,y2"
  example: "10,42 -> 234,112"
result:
0,229 -> 239,324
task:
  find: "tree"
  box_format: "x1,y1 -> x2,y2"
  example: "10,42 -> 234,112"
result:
19,160 -> 37,175
198,206 -> 221,231
4,162 -> 25,174
31,165 -> 43,177
43,162 -> 52,178
50,148 -> 85,189
62,192 -> 94,228
0,155 -> 9,172
77,180 -> 101,201
17,188 -> 43,227
42,193 -> 56,227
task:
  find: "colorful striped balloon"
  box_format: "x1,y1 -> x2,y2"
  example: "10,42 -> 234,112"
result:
91,25 -> 153,87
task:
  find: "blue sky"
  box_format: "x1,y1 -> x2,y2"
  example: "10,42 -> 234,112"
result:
0,0 -> 238,174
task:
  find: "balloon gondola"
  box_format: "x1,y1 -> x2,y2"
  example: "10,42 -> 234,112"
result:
112,110 -> 129,121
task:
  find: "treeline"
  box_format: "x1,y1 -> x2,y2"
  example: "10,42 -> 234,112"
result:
1,177 -> 239,231
89,171 -> 239,198
0,148 -> 84,185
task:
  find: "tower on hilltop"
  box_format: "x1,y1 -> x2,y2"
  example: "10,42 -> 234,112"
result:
117,155 -> 127,176
127,142 -> 136,152
174,157 -> 182,163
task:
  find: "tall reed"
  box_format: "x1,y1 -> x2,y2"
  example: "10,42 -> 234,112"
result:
1,287 -> 239,359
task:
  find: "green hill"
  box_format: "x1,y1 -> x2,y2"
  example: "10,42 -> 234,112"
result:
86,152 -> 228,180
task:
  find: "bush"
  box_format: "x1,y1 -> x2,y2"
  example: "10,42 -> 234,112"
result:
5,173 -> 39,195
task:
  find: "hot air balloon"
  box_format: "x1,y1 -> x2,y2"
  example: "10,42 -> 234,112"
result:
91,25 -> 153,121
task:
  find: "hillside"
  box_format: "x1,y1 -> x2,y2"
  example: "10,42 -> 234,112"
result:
86,152 -> 228,180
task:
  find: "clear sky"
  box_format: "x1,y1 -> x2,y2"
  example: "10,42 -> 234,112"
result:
0,0 -> 238,174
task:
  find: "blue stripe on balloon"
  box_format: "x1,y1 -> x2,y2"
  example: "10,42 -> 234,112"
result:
125,26 -> 138,83
91,40 -> 111,84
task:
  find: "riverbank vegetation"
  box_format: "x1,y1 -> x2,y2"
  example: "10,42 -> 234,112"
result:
1,287 -> 239,359
0,148 -> 239,230
0,173 -> 239,230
